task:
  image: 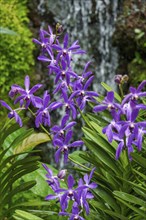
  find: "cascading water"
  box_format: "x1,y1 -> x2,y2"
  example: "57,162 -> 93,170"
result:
44,0 -> 121,91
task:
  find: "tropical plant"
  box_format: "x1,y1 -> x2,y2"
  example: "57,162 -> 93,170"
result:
0,23 -> 146,220
70,82 -> 146,219
0,117 -> 51,219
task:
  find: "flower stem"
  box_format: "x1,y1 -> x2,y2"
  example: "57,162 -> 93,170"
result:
119,84 -> 124,99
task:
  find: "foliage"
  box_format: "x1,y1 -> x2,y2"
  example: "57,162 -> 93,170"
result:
0,118 -> 51,219
0,0 -> 34,95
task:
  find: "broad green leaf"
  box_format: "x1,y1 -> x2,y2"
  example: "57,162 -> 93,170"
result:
114,191 -> 146,207
69,151 -> 87,164
27,209 -> 58,216
101,82 -> 122,102
13,210 -> 43,220
14,132 -> 51,154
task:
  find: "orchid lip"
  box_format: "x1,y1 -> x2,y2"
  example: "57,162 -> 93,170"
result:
130,123 -> 135,128
63,145 -> 68,151
74,216 -> 79,220
68,190 -> 73,196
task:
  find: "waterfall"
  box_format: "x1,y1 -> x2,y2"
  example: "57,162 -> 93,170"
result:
44,0 -> 120,91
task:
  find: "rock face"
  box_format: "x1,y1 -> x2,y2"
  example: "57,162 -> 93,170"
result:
113,0 -> 146,86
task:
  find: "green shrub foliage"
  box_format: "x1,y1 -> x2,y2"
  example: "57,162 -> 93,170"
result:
0,0 -> 34,94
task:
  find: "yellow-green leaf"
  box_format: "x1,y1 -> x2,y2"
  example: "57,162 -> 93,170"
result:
14,133 -> 51,154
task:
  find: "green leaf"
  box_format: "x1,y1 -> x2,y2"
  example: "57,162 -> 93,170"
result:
69,151 -> 87,164
2,181 -> 36,205
82,130 -> 121,175
14,132 -> 51,154
94,188 -> 120,212
0,27 -> 18,35
131,153 -> 146,168
115,197 -> 146,218
133,169 -> 146,180
114,191 -> 146,207
103,210 -> 128,220
13,210 -> 43,220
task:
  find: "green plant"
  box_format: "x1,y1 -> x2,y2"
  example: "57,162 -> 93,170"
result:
69,82 -> 146,219
0,0 -> 34,94
0,118 -> 50,219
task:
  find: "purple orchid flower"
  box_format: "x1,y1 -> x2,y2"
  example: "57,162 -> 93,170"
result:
73,61 -> 93,90
61,90 -> 77,119
119,107 -> 146,139
33,29 -> 50,51
71,76 -> 98,110
42,163 -> 60,191
122,80 -> 146,105
46,25 -> 56,45
134,128 -> 146,151
102,120 -> 121,143
114,134 -> 135,160
0,100 -> 23,127
59,202 -> 85,220
10,75 -> 42,108
53,78 -> 68,94
52,33 -> 85,65
93,91 -> 121,118
77,168 -> 97,215
114,136 -> 125,160
37,48 -> 58,70
53,130 -> 83,163
49,59 -> 77,85
51,114 -> 76,141
35,91 -> 62,128
55,174 -> 86,212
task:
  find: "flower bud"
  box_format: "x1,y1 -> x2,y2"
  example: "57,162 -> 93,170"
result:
57,169 -> 67,179
56,23 -> 63,34
114,75 -> 122,84
122,75 -> 129,83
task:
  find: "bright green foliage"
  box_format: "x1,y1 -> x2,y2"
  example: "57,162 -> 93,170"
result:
0,0 -> 34,94
70,83 -> 146,219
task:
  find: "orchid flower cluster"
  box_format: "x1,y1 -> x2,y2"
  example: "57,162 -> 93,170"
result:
43,164 -> 97,219
93,79 -> 146,160
0,24 -> 98,164
0,24 -> 98,219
